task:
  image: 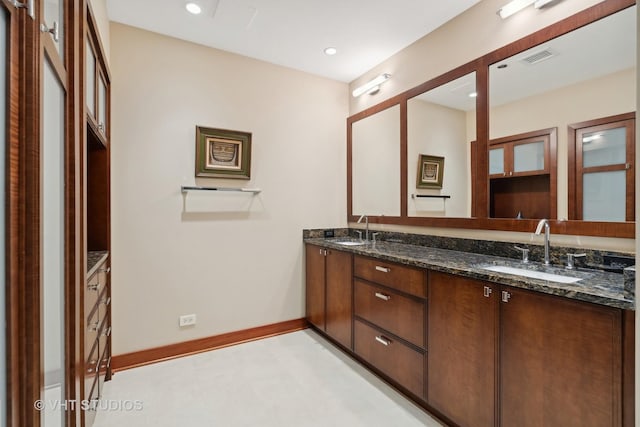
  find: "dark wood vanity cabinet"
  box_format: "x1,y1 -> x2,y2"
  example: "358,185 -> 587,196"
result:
305,247 -> 631,427
428,272 -> 497,427
429,271 -> 625,427
305,244 -> 353,349
353,256 -> 427,400
500,286 -> 622,427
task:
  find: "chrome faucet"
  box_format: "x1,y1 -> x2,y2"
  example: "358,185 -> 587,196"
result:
534,219 -> 551,265
357,214 -> 369,241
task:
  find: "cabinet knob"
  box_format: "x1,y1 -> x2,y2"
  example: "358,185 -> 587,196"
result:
374,292 -> 391,301
375,266 -> 391,273
501,290 -> 511,303
40,20 -> 59,42
375,335 -> 391,346
483,286 -> 492,298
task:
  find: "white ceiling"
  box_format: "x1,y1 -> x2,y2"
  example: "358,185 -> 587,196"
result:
106,0 -> 482,83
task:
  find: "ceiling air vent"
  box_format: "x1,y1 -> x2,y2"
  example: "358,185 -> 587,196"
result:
521,49 -> 555,65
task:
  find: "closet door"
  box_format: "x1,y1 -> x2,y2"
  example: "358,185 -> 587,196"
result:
40,0 -> 71,425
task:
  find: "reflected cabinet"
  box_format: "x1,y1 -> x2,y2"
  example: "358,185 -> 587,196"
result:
347,0 -> 636,237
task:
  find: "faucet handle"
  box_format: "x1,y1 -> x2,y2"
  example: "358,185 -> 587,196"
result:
354,230 -> 363,241
513,246 -> 530,263
372,232 -> 380,244
566,253 -> 587,270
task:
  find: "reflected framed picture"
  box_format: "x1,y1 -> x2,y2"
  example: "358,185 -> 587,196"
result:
416,154 -> 444,189
195,126 -> 252,179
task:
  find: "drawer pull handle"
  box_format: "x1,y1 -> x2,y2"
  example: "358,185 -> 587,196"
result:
374,292 -> 391,301
87,282 -> 100,291
101,296 -> 111,306
89,321 -> 99,332
375,335 -> 391,346
99,267 -> 111,274
102,326 -> 112,337
375,266 -> 391,273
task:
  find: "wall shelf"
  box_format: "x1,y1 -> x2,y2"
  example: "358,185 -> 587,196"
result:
181,185 -> 262,194
411,194 -> 451,199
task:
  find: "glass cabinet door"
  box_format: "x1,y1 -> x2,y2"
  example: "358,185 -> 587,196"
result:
86,40 -> 95,118
98,73 -> 107,136
513,140 -> 545,173
489,147 -> 505,176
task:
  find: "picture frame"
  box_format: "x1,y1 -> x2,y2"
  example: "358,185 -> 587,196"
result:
416,154 -> 444,189
195,126 -> 252,179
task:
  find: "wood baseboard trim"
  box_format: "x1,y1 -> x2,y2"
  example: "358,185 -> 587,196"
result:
111,318 -> 308,372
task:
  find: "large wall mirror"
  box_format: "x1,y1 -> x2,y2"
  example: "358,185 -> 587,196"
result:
347,0 -> 636,237
489,5 -> 636,222
351,104 -> 401,217
407,72 -> 476,218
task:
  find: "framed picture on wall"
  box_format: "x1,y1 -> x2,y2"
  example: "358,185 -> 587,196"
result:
195,126 -> 252,179
416,154 -> 444,189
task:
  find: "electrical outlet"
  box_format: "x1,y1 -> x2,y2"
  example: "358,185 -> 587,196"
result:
179,314 -> 197,327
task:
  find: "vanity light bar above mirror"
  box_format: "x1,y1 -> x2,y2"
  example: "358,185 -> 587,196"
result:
352,73 -> 391,97
498,0 -> 560,19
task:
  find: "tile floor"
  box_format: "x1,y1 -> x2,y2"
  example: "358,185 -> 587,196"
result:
94,329 -> 444,427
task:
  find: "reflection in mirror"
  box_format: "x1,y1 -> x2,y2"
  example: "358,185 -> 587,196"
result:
352,104 -> 401,216
489,5 -> 636,222
407,72 -> 475,217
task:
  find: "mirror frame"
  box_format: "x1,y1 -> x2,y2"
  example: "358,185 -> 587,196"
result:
347,0 -> 635,238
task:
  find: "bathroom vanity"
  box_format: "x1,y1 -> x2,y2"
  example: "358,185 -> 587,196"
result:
304,235 -> 634,427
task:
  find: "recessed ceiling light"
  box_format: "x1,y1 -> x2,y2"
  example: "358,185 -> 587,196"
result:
185,2 -> 202,14
324,47 -> 337,56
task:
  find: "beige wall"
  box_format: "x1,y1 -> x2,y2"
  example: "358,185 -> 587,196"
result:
110,23 -> 348,354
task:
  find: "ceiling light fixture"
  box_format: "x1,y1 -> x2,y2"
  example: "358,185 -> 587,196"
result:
497,0 -> 535,19
533,0 -> 555,8
185,2 -> 202,14
324,47 -> 337,56
352,73 -> 391,98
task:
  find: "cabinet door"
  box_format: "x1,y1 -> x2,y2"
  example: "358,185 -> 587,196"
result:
85,39 -> 95,118
325,249 -> 353,349
501,287 -> 622,427
305,245 -> 326,330
428,272 -> 497,427
512,138 -> 547,175
97,71 -> 107,137
489,146 -> 506,177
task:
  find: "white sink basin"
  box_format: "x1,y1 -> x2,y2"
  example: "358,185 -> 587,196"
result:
482,265 -> 582,284
334,240 -> 367,246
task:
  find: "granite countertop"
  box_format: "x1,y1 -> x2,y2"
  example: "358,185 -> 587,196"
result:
87,250 -> 109,276
304,237 -> 634,310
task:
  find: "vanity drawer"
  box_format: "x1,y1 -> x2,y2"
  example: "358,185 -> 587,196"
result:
354,279 -> 425,348
354,319 -> 425,399
354,256 -> 425,298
